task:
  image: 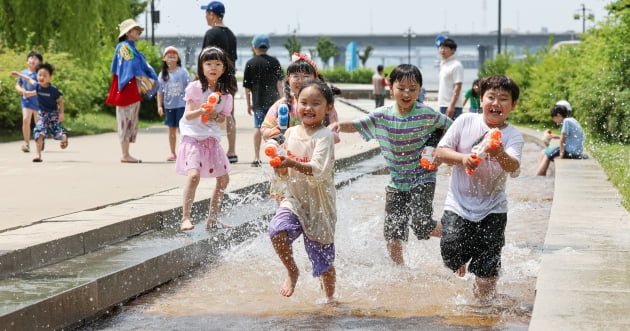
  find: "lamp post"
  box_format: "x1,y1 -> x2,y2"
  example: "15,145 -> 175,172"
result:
574,3 -> 595,34
497,0 -> 502,55
402,27 -> 416,64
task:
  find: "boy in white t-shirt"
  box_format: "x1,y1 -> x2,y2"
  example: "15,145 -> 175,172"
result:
436,74 -> 524,304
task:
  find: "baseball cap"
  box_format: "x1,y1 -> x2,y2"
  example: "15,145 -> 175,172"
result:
162,46 -> 179,57
201,1 -> 225,17
252,34 -> 270,50
555,100 -> 572,112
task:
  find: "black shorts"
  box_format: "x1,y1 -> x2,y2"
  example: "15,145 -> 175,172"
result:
384,183 -> 436,241
440,210 -> 507,278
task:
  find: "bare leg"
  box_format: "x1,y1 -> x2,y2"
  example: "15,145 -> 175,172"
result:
33,136 -> 43,160
181,169 -> 200,231
253,127 -> 262,161
226,113 -> 237,157
536,152 -> 551,176
271,231 -> 299,297
455,264 -> 466,277
474,276 -> 497,304
22,108 -> 36,147
120,141 -> 140,163
206,174 -> 232,229
168,127 -> 178,156
386,240 -> 404,265
320,266 -> 336,302
429,221 -> 442,237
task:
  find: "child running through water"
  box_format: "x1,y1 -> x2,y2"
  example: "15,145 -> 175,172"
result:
436,74 -> 524,304
269,80 -> 338,302
157,46 -> 190,162
12,62 -> 67,162
176,47 -> 237,231
15,51 -> 42,153
330,64 -> 451,265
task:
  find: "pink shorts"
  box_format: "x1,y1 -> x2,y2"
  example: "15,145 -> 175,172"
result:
175,136 -> 231,178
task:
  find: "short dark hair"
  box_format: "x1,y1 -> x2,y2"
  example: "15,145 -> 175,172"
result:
27,51 -> 43,62
377,65 -> 384,72
36,62 -> 55,75
550,104 -> 569,118
440,38 -> 457,50
479,75 -> 520,102
388,64 -> 422,87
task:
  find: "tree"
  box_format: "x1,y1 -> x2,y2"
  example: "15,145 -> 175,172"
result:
316,37 -> 339,68
0,0 -> 145,65
283,30 -> 301,60
358,45 -> 374,68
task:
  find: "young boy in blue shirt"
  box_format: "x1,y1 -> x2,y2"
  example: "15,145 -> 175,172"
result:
536,103 -> 585,176
12,63 -> 67,162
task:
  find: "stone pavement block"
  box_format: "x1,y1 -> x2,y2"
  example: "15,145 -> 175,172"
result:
530,289 -> 630,331
535,250 -> 630,291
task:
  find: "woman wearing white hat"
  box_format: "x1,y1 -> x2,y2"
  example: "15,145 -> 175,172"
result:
105,18 -> 158,163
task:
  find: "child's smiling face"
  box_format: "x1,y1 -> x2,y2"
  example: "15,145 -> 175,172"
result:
481,88 -> 517,127
297,85 -> 331,129
391,77 -> 421,113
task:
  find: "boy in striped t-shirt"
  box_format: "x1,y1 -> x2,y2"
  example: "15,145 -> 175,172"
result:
331,64 -> 452,265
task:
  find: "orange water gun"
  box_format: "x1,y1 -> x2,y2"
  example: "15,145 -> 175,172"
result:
264,139 -> 287,167
466,128 -> 503,175
200,92 -> 222,123
419,146 -> 438,171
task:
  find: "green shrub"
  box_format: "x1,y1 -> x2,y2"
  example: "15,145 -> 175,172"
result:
320,66 -> 373,84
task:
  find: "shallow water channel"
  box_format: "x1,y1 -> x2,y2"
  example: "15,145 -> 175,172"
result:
85,142 -> 553,330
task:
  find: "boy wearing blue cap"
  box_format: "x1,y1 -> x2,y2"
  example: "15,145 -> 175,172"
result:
243,34 -> 284,166
201,1 -> 239,163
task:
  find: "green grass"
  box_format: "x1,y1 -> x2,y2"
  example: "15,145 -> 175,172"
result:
0,112 -> 161,142
586,140 -> 630,210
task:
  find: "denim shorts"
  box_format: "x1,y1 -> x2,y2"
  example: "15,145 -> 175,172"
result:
440,210 -> 507,278
544,146 -> 583,160
164,107 -> 185,127
253,107 -> 268,128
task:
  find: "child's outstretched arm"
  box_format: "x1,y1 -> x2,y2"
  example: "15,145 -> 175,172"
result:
437,146 -> 478,170
329,121 -> 357,134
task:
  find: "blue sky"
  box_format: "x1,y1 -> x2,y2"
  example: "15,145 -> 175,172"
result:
140,0 -> 612,37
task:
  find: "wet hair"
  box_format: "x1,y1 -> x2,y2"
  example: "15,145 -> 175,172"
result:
471,78 -> 481,97
550,104 -> 569,118
27,51 -> 43,62
388,64 -> 423,87
197,46 -> 237,95
160,54 -> 182,82
298,79 -> 335,105
36,62 -> 55,76
479,74 -> 520,102
440,38 -> 457,50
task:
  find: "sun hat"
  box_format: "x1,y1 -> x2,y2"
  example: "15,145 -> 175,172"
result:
118,19 -> 143,39
201,1 -> 225,17
162,46 -> 179,57
252,34 -> 270,50
555,100 -> 572,112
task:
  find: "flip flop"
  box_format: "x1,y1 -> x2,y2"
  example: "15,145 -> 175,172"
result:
120,159 -> 142,163
32,157 -> 42,163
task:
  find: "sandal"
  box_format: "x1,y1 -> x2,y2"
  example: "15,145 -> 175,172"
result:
227,155 -> 238,164
32,157 -> 42,163
166,154 -> 177,162
60,134 -> 68,149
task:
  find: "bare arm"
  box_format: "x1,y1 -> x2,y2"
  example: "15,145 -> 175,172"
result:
57,96 -> 65,122
559,133 -> 568,157
245,87 -> 253,115
329,120 -> 358,134
447,82 -> 463,117
437,145 -> 520,173
157,93 -> 164,117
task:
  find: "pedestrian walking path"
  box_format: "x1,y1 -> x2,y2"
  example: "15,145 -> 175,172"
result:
0,86 -> 628,330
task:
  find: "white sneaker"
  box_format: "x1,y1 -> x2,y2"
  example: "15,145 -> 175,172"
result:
21,144 -> 30,153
